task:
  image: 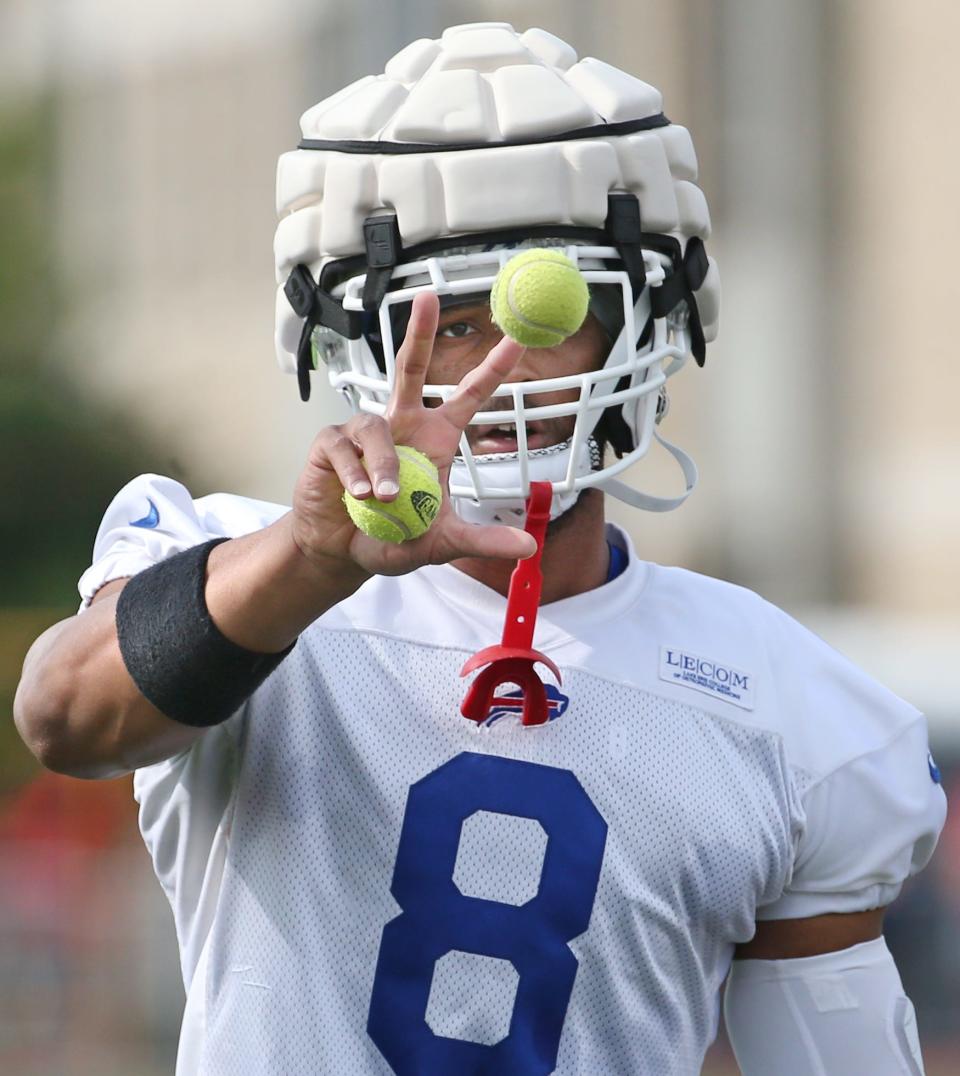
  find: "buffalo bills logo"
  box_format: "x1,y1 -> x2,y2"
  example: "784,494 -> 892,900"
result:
483,683 -> 570,728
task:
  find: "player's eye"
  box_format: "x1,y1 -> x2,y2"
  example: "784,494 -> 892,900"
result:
437,320 -> 479,339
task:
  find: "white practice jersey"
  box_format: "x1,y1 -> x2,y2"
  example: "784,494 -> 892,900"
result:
79,475 -> 946,1076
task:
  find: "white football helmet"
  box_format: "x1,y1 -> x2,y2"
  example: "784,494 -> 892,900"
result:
274,23 -> 719,523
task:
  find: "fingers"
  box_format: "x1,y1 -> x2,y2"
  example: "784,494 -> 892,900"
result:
389,291 -> 525,433
439,333 -> 526,431
390,291 -> 439,413
312,415 -> 399,500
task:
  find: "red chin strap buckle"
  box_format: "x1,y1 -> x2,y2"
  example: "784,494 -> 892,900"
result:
459,481 -> 561,727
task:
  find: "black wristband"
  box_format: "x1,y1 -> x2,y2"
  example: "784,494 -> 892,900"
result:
115,538 -> 295,727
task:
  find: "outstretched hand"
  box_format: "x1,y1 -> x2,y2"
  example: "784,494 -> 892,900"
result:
291,291 -> 537,577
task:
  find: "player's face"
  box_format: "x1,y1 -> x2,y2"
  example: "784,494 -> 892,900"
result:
426,301 -> 609,455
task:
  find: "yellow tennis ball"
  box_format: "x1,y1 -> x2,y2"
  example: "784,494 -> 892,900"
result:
342,445 -> 441,543
490,248 -> 590,348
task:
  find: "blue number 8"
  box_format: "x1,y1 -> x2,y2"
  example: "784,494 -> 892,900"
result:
367,752 -> 607,1074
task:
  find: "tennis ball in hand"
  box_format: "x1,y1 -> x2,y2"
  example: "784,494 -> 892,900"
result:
342,445 -> 441,543
490,248 -> 590,348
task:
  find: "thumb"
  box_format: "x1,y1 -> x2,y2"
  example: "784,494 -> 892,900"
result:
432,517 -> 537,564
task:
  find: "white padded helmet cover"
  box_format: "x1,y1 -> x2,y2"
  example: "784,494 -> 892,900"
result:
274,23 -> 719,372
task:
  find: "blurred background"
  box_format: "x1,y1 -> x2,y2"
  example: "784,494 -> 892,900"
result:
1,0 -> 958,1072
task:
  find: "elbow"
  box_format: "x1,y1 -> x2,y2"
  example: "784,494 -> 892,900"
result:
14,675 -> 61,766
14,680 -> 77,775
13,679 -> 127,780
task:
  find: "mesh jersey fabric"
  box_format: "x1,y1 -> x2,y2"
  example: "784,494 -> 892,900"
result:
78,474 -> 946,1075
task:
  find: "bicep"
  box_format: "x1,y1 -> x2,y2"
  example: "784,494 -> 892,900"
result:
734,907 -> 885,960
89,576 -> 130,605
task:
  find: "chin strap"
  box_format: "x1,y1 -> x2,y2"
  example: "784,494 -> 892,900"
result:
459,482 -> 561,727
452,428 -> 698,522
598,428 -> 699,512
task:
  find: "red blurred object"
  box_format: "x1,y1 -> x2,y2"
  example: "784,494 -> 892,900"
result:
0,772 -> 134,928
460,481 -> 561,726
0,770 -> 130,849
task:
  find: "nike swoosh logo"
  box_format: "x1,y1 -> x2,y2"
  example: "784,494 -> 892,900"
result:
130,498 -> 160,529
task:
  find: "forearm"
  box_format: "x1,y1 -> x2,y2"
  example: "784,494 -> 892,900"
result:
204,512 -> 370,652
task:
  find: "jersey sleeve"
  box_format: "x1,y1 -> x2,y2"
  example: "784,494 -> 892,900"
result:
76,472 -> 289,608
757,605 -> 947,921
76,473 -> 225,608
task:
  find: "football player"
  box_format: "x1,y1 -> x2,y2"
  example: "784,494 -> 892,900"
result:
14,23 -> 946,1075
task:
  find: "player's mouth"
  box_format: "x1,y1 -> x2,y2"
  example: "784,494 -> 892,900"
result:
469,422 -> 554,454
